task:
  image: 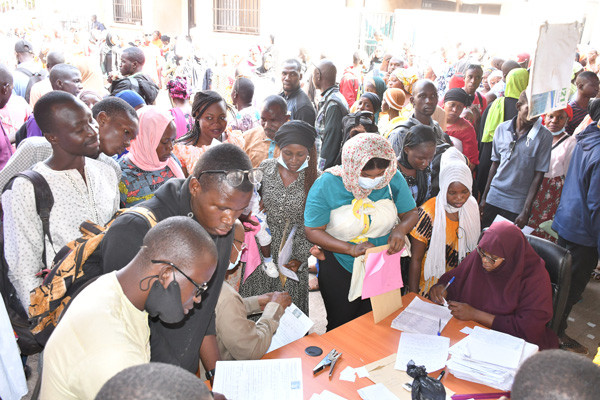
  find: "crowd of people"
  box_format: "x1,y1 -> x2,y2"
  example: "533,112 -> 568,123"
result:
1,15 -> 600,400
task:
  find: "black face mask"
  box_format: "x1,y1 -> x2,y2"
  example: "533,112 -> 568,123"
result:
143,277 -> 186,324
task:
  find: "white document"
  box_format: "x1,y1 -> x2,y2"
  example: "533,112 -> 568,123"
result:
467,326 -> 525,369
527,22 -> 580,117
319,390 -> 349,400
459,327 -> 473,335
213,358 -> 303,400
391,297 -> 453,336
358,383 -> 401,400
355,366 -> 370,378
492,214 -> 535,236
278,225 -> 300,281
267,303 -> 314,352
339,366 -> 357,382
446,327 -> 538,390
394,332 -> 450,373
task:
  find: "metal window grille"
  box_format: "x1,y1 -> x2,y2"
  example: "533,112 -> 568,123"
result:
1,0 -> 35,12
113,0 -> 142,25
213,0 -> 260,35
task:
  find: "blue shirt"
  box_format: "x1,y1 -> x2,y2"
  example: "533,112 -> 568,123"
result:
487,118 -> 552,214
304,171 -> 416,272
553,123 -> 600,250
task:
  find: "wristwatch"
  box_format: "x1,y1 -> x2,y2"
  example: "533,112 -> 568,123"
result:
205,368 -> 216,381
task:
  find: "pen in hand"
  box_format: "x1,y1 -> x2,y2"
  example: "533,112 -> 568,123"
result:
441,277 -> 455,306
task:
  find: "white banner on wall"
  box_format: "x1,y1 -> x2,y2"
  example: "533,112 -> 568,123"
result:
527,22 -> 580,118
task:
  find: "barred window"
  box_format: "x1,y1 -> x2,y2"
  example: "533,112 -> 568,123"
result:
113,0 -> 142,25
213,0 -> 260,35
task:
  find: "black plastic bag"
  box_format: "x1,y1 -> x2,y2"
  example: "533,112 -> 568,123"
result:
406,360 -> 446,400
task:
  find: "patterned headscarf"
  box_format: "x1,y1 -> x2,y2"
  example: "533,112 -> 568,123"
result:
391,67 -> 419,95
326,133 -> 397,199
167,77 -> 190,100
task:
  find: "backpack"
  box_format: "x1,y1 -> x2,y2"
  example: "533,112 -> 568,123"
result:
28,206 -> 157,349
24,71 -> 48,104
16,67 -> 47,103
0,170 -> 54,355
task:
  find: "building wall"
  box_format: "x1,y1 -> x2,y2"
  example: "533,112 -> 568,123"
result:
193,0 -> 362,67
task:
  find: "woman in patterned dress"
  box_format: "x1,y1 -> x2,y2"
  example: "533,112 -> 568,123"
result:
239,121 -> 318,315
119,106 -> 185,207
529,106 -> 576,243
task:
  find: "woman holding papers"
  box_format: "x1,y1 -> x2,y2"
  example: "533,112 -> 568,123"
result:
305,133 -> 418,330
408,149 -> 480,295
239,121 -> 318,315
430,221 -> 559,349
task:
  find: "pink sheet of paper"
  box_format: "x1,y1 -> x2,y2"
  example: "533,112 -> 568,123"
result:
361,248 -> 404,299
242,216 -> 262,283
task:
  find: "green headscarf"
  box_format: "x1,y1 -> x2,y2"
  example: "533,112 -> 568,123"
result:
481,68 -> 530,143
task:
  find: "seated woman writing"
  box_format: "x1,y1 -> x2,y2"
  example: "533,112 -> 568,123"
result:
408,149 -> 480,295
119,106 -> 185,207
429,221 -> 559,350
305,133 -> 418,330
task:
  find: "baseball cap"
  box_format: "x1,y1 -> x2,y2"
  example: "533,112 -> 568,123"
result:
15,40 -> 34,54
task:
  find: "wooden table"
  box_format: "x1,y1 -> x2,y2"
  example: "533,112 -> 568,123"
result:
263,293 -> 499,399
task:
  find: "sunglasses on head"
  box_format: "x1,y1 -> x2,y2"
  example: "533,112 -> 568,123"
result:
197,169 -> 263,187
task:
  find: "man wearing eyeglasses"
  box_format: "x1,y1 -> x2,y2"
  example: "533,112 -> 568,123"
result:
100,143 -> 254,381
480,91 -> 552,229
40,216 -> 218,400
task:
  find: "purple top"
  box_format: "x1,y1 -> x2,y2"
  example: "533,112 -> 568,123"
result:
0,123 -> 14,170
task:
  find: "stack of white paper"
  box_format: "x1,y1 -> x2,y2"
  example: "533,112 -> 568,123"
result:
391,297 -> 453,336
446,326 -> 538,390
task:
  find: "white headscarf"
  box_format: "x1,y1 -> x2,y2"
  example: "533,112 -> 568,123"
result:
423,158 -> 481,281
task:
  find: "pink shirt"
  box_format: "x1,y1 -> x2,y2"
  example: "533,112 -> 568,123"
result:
0,95 -> 32,142
546,135 -> 576,179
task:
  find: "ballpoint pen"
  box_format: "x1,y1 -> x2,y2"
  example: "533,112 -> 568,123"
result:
438,318 -> 441,336
442,277 -> 455,306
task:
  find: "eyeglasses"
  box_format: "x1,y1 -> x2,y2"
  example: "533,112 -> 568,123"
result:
476,246 -> 501,264
197,169 -> 263,186
151,260 -> 208,298
507,140 -> 517,160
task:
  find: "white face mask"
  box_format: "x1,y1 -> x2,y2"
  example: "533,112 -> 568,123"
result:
358,175 -> 384,190
228,243 -> 244,270
277,155 -> 309,172
551,127 -> 566,136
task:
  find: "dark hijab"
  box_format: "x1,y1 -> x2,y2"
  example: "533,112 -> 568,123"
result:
436,221 -> 558,350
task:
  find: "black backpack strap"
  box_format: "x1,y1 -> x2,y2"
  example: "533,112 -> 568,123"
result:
3,170 -> 55,265
127,76 -> 140,93
15,67 -> 34,78
476,91 -> 484,108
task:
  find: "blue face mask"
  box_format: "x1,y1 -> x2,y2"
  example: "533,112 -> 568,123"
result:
551,127 -> 566,136
277,155 -> 309,172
